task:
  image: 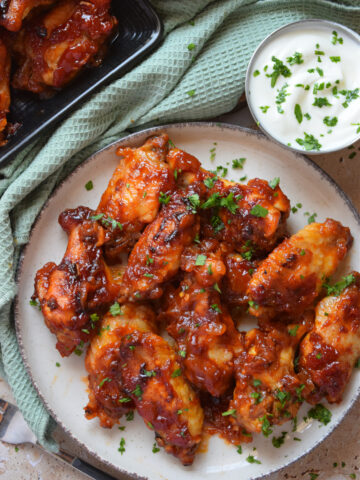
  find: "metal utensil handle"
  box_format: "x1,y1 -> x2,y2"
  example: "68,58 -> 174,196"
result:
71,457 -> 119,480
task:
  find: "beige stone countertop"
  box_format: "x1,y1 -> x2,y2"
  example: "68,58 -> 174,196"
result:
1,107 -> 359,480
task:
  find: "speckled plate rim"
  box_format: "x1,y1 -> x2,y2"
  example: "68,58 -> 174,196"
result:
14,122 -> 360,480
245,19 -> 360,155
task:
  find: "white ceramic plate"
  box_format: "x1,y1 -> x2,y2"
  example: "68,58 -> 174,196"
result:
15,123 -> 360,480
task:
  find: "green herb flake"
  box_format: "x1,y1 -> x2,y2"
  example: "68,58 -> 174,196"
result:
236,445 -> 242,454
340,88 -> 359,108
288,325 -> 300,336
259,415 -> 273,437
272,431 -> 287,448
276,83 -> 290,113
171,368 -> 182,378
250,391 -> 263,404
132,384 -> 143,398
210,303 -> 222,313
332,30 -> 343,45
187,43 -> 195,51
159,192 -> 171,204
152,442 -> 160,453
222,409 -> 237,417
110,302 -> 122,316
250,204 -> 268,217
119,397 -> 131,403
253,379 -> 261,387
126,411 -> 134,421
322,274 -> 355,296
308,403 -> 332,425
99,377 -> 111,388
296,133 -> 322,151
269,177 -> 280,189
330,56 -> 341,63
246,455 -> 261,464
85,180 -> 93,191
309,474 -> 319,480
253,69 -> 260,77
29,298 -> 41,310
195,254 -> 207,266
294,104 -> 303,124
118,438 -> 126,455
56,362 -> 60,367
316,67 -> 324,77
267,56 -> 292,88
260,105 -> 270,113
323,116 -> 338,127
313,97 -> 332,108
15,446 -> 19,452
187,193 -> 200,213
287,52 -> 303,65
232,157 -> 246,169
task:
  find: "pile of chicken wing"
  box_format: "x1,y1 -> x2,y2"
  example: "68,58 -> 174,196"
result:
33,134 -> 360,465
0,0 -> 117,144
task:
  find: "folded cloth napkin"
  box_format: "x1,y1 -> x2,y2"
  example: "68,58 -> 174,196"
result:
0,0 -> 359,451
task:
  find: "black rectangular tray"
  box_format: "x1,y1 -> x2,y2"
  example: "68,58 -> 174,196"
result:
0,0 -> 163,167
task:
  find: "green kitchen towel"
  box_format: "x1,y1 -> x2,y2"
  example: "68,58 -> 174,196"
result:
0,0 -> 359,451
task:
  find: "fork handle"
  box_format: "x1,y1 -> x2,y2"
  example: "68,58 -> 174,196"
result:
54,449 -> 119,480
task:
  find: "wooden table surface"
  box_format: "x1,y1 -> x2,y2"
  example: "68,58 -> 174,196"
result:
1,106 -> 359,480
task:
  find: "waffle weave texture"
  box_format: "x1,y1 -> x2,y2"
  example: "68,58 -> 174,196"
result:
0,0 -> 359,451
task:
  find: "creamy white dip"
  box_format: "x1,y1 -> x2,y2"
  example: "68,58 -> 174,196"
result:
247,23 -> 360,152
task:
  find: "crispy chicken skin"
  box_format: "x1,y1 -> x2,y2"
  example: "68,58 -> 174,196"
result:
0,0 -> 55,32
11,0 -> 117,93
299,272 -> 360,404
97,134 -> 175,261
34,206 -> 120,356
164,240 -> 241,397
120,325 -> 204,465
85,303 -> 156,428
222,253 -> 259,308
201,177 -> 290,255
230,318 -> 311,434
0,37 -> 10,145
119,185 -> 200,302
247,219 -> 353,320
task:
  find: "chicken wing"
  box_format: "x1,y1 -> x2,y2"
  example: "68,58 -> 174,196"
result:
222,253 -> 259,308
0,0 -> 55,32
164,240 -> 241,397
118,185 -> 200,302
0,37 -> 10,145
200,177 -> 290,256
12,0 -> 117,93
229,319 -> 311,434
299,272 -> 360,404
85,303 -> 156,428
119,324 -> 204,465
96,134 -> 175,262
247,219 -> 353,321
34,206 -> 120,356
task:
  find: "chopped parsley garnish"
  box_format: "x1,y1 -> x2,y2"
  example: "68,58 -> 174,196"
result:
168,139 -> 175,148
159,192 -> 171,204
210,303 -> 222,313
236,445 -> 242,454
81,328 -> 90,334
126,411 -> 134,421
29,299 -> 41,310
91,213 -> 123,231
259,415 -> 273,437
269,177 -> 280,189
313,97 -> 332,108
250,204 -> 268,217
305,211 -> 318,224
296,133 -> 321,151
119,397 -> 131,403
313,82 -> 324,94
351,122 -> 360,134
300,249 -> 306,256
296,384 -> 305,401
331,30 -> 343,45
222,409 -> 237,417
314,50 -> 324,56
187,43 -> 195,51
288,325 -> 300,336
152,442 -> 160,453
316,353 -> 322,359
246,455 -> 261,464
99,377 -> 111,388
195,254 -> 207,266
179,350 -> 186,358
309,473 -> 319,480
323,116 -> 338,127
56,362 -> 60,367
253,69 -> 260,77
144,369 -> 156,377
213,282 -> 221,294
267,56 -> 292,87
204,176 -> 217,188
85,180 -> 93,191
316,67 -> 324,77
171,368 -> 182,378
250,392 -> 263,404
253,379 -> 261,387
110,302 -> 122,316
322,274 -> 355,296
232,157 -> 246,168
248,300 -> 259,310
330,56 -> 341,63
187,193 -> 200,213
118,438 -> 126,455
287,52 -> 303,65
90,313 -> 99,329
308,403 -> 332,425
340,88 -> 359,108
272,431 -> 287,448
186,89 -> 196,97
260,105 -> 270,113
146,255 -> 154,265
275,389 -> 291,407
201,191 -> 238,215
132,385 -> 143,398
275,83 -> 290,113
294,104 -> 303,124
